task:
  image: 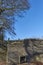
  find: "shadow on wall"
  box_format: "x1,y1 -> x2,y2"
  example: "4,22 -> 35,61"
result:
23,39 -> 32,63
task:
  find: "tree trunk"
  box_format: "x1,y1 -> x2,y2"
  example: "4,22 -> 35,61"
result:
0,26 -> 3,41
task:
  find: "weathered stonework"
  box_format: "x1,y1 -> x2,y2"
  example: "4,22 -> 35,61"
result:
7,39 -> 43,65
0,38 -> 43,65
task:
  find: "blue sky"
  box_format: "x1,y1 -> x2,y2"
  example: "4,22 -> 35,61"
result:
6,0 -> 43,40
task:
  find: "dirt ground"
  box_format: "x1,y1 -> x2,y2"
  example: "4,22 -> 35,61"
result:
28,62 -> 43,65
17,62 -> 43,65
0,61 -> 43,65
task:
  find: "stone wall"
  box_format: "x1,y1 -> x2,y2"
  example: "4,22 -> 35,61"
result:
23,39 -> 43,62
7,39 -> 43,64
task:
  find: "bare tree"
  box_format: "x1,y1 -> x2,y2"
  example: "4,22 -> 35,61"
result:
0,0 -> 29,40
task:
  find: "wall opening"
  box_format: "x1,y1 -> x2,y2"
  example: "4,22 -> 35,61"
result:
20,56 -> 26,63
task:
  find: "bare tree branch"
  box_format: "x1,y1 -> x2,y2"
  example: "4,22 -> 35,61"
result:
0,0 -> 29,39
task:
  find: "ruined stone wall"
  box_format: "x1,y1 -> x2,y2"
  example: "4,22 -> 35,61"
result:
7,39 -> 43,64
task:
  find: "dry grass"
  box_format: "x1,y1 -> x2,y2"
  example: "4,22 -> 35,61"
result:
0,51 -> 7,65
0,61 -> 6,65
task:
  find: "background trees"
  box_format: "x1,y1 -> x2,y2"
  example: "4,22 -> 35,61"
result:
0,0 -> 29,40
